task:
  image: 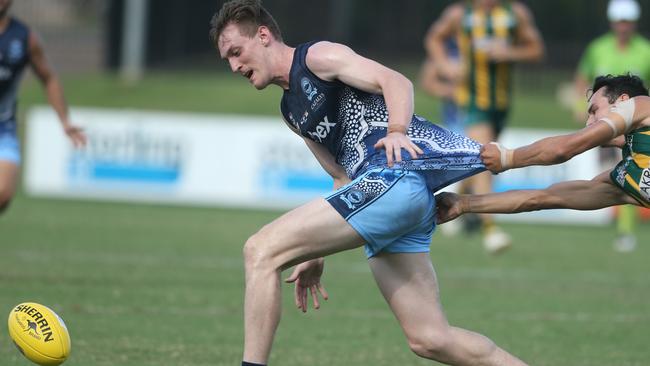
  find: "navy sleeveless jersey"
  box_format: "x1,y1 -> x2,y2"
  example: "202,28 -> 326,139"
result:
280,42 -> 485,192
0,18 -> 30,126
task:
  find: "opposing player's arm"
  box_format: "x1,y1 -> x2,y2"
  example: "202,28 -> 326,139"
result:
436,171 -> 639,224
303,138 -> 350,189
28,31 -> 86,147
509,2 -> 545,63
485,96 -> 650,172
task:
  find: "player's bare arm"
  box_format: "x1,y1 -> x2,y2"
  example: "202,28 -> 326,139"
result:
303,138 -> 350,189
275,133 -> 344,313
425,3 -> 464,80
28,31 -> 86,147
305,41 -> 423,167
436,171 -> 639,224
482,95 -> 650,173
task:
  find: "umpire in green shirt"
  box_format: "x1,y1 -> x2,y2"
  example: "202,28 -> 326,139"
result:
574,0 -> 650,252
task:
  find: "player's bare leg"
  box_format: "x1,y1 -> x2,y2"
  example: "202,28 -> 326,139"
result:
242,198 -> 364,364
0,161 -> 18,215
466,123 -> 511,253
370,252 -> 527,366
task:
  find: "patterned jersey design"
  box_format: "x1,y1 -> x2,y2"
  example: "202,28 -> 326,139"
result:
0,17 -> 30,133
280,42 -> 484,192
327,169 -> 405,220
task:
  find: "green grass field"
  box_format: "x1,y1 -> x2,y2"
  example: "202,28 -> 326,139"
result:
1,195 -> 649,366
1,72 -> 648,365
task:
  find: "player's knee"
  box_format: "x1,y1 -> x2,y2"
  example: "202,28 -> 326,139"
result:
243,230 -> 277,272
408,330 -> 453,360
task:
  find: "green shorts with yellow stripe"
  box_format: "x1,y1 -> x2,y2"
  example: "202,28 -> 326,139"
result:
462,105 -> 509,137
610,159 -> 650,208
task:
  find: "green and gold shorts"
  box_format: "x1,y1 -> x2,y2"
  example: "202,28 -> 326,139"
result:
610,160 -> 650,208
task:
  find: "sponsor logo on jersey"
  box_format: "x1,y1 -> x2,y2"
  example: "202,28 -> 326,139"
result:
310,93 -> 325,111
615,165 -> 626,187
306,116 -> 336,143
639,168 -> 650,200
301,77 -> 318,101
8,39 -> 24,63
300,111 -> 309,125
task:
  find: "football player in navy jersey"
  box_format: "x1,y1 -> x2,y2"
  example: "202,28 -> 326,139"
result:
0,0 -> 85,215
211,1 -> 527,365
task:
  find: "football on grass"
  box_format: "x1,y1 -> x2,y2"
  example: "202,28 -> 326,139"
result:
7,302 -> 71,366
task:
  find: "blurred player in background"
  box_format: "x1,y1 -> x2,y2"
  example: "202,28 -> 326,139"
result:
437,74 -> 650,229
0,0 -> 85,215
420,25 -> 465,237
211,1 -> 528,365
427,0 -> 544,253
420,37 -> 463,134
573,0 -> 650,252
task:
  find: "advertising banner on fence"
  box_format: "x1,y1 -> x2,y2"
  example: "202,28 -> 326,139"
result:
25,107 -> 610,224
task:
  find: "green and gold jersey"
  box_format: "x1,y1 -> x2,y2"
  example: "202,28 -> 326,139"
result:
456,2 -> 516,112
610,126 -> 650,207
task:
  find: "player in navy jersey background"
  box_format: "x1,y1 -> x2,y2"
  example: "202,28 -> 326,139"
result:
0,0 -> 85,215
211,1 -> 528,366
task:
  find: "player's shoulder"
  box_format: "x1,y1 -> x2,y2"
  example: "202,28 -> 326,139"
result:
632,95 -> 650,108
510,1 -> 534,20
8,17 -> 30,35
445,3 -> 466,16
308,41 -> 351,55
588,33 -> 615,51
306,41 -> 354,64
632,96 -> 650,128
634,35 -> 650,50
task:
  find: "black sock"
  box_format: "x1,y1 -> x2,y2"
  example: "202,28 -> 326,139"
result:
242,362 -> 266,366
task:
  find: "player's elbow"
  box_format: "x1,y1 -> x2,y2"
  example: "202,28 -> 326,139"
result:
530,43 -> 545,63
529,188 -> 567,210
400,75 -> 414,93
514,189 -> 556,212
548,147 -> 573,164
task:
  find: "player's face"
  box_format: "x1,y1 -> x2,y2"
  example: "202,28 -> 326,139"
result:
610,21 -> 636,39
585,88 -> 617,127
218,23 -> 271,90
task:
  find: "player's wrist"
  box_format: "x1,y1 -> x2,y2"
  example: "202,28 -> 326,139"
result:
461,195 -> 471,214
488,142 -> 514,170
387,124 -> 408,135
503,148 -> 514,170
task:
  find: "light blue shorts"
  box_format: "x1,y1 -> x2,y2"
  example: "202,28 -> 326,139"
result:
0,131 -> 20,164
325,168 -> 436,258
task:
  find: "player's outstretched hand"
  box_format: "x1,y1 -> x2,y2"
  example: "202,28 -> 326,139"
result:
480,142 -> 507,173
285,258 -> 329,313
63,122 -> 87,148
374,131 -> 423,167
435,192 -> 465,224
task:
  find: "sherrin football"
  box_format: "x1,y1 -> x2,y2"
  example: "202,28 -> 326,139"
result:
7,302 -> 71,366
